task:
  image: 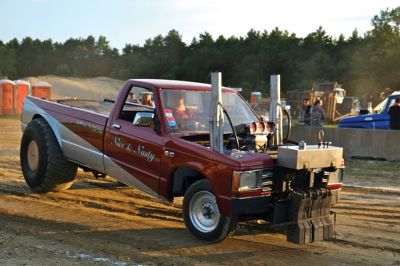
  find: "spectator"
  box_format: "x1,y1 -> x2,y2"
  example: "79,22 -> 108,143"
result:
388,97 -> 400,130
310,99 -> 326,127
143,93 -> 155,107
298,98 -> 311,125
129,92 -> 141,104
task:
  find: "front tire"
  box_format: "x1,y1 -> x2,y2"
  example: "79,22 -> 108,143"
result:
20,118 -> 77,192
183,179 -> 237,243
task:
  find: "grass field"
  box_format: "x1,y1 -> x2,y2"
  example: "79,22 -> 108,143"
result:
345,158 -> 400,189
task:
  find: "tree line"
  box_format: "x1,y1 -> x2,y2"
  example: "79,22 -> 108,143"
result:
0,7 -> 399,102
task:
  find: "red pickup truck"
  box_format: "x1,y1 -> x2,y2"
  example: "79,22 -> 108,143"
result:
20,79 -> 344,243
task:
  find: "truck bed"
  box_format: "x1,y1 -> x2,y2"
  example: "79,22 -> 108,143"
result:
22,96 -> 114,174
56,99 -> 114,116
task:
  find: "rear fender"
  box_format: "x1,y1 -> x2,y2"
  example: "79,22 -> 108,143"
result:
22,97 -> 106,174
22,97 -> 63,148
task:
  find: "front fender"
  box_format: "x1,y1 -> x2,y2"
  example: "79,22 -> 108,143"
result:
171,160 -> 233,217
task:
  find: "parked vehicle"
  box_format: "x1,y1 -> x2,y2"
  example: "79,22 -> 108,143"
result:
20,79 -> 344,243
339,92 -> 400,129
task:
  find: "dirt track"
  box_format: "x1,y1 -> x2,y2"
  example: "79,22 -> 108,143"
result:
0,117 -> 399,266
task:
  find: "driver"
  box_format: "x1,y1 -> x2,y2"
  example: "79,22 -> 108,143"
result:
173,95 -> 196,129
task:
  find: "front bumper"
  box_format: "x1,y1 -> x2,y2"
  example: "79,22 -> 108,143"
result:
231,195 -> 271,216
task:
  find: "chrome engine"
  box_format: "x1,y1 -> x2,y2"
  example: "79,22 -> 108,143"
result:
228,121 -> 276,152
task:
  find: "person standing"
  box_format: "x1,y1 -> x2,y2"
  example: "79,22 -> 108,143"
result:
298,98 -> 311,125
310,99 -> 326,127
388,97 -> 400,130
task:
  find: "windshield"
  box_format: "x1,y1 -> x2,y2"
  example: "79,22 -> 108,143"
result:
160,89 -> 258,133
376,98 -> 388,114
377,97 -> 397,114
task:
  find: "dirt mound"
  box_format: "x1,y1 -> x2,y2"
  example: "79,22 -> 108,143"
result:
26,75 -> 124,101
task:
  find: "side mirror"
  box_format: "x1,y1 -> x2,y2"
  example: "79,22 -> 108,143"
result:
133,112 -> 154,126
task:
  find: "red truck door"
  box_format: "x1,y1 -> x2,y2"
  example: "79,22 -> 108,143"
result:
104,86 -> 164,198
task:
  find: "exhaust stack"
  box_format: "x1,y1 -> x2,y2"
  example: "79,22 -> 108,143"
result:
269,75 -> 283,145
209,72 -> 224,153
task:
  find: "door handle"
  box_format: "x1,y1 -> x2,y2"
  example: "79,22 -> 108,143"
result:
164,151 -> 175,158
112,123 -> 121,129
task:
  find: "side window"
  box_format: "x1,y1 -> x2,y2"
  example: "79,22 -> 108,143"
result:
119,86 -> 155,127
389,99 -> 395,108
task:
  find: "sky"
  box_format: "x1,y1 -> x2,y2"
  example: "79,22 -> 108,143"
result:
0,0 -> 398,50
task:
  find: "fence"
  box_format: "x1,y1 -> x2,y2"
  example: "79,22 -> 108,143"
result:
290,126 -> 400,161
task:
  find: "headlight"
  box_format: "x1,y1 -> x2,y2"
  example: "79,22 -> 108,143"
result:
232,170 -> 262,192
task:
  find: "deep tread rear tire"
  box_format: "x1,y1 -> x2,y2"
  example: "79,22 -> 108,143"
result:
183,179 -> 237,243
20,118 -> 77,192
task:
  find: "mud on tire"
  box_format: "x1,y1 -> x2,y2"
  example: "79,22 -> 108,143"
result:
20,118 -> 77,192
183,179 -> 237,243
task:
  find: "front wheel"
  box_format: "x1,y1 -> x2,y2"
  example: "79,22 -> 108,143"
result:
183,179 -> 237,243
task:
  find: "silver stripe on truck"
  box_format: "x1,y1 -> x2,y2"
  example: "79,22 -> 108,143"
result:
22,97 -> 159,199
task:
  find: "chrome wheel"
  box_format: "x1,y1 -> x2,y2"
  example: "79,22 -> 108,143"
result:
189,191 -> 221,233
27,140 -> 39,171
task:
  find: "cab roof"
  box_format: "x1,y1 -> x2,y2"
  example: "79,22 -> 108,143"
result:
131,79 -> 237,93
